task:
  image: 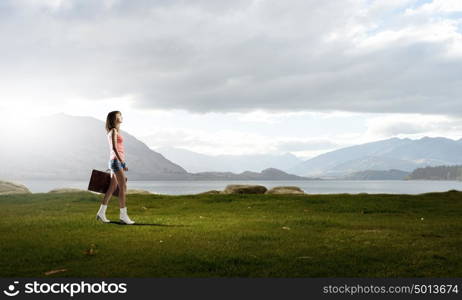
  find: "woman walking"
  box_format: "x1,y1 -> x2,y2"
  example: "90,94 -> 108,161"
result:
96,110 -> 135,225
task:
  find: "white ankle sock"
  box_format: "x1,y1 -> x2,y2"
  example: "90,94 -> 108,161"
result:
98,204 -> 107,215
120,207 -> 127,215
119,206 -> 134,224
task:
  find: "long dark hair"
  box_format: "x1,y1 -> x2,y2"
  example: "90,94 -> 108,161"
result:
105,111 -> 121,133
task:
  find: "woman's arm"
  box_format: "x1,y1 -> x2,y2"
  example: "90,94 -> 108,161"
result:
111,128 -> 125,163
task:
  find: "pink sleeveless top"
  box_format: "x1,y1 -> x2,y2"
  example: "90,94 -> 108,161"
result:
107,129 -> 125,161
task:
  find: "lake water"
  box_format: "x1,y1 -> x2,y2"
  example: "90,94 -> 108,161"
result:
12,179 -> 462,195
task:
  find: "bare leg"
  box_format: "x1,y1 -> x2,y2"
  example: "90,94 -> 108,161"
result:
114,169 -> 134,224
101,173 -> 118,205
114,169 -> 127,208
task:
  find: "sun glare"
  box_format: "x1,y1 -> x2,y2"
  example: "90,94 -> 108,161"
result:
0,105 -> 49,142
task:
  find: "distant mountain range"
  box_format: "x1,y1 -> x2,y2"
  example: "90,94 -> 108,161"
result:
150,146 -> 303,173
287,137 -> 462,178
187,167 -> 319,181
2,113 -> 462,181
152,136 -> 462,179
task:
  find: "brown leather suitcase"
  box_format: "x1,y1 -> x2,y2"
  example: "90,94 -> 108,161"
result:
87,169 -> 125,197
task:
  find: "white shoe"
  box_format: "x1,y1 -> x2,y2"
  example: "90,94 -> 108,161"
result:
120,207 -> 135,225
120,214 -> 135,225
96,213 -> 111,223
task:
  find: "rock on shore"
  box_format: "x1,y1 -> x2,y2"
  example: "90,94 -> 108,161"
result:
223,184 -> 268,194
0,180 -> 32,195
266,186 -> 305,194
197,190 -> 222,195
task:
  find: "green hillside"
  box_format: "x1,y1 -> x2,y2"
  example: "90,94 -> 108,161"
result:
407,165 -> 462,180
0,191 -> 461,277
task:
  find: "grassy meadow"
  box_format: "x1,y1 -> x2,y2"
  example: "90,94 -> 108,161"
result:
0,190 -> 461,277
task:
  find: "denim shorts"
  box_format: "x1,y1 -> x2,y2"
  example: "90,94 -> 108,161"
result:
108,159 -> 123,173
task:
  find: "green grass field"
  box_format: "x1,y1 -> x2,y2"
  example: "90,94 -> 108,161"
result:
0,190 -> 461,277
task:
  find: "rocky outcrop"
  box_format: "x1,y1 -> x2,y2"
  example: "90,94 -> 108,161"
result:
0,180 -> 31,195
223,184 -> 267,194
202,185 -> 306,195
266,186 -> 305,194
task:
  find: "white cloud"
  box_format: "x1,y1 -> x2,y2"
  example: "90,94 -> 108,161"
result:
229,110 -> 320,124
140,127 -> 340,157
364,113 -> 462,140
405,0 -> 462,15
275,138 -> 338,151
2,0 -> 462,115
2,0 -> 462,160
141,128 -> 274,155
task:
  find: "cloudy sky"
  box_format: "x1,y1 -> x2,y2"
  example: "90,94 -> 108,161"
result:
1,0 -> 462,158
